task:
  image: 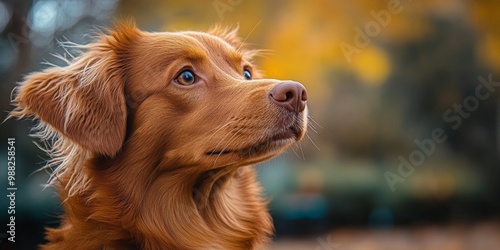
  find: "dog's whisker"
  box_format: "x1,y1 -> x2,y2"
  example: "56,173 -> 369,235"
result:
211,126 -> 248,168
307,120 -> 316,130
207,122 -> 241,159
306,133 -> 320,151
307,115 -> 321,134
210,126 -> 242,167
205,120 -> 236,143
299,142 -> 306,160
308,116 -> 323,129
291,147 -> 301,160
238,20 -> 262,52
307,123 -> 318,134
292,144 -> 305,161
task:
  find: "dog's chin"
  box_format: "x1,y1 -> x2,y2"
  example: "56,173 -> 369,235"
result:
205,125 -> 305,165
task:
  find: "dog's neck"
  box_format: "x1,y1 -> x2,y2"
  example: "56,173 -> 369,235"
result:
54,151 -> 272,249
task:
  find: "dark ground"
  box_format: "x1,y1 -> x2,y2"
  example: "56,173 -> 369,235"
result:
270,221 -> 500,250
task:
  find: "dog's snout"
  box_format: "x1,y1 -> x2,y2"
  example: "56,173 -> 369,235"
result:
269,81 -> 307,113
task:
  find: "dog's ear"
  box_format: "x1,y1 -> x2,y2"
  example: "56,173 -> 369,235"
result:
11,21 -> 140,157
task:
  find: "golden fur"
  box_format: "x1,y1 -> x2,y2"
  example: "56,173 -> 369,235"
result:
10,21 -> 307,249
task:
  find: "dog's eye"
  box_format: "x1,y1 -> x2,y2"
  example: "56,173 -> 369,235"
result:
243,69 -> 252,80
175,70 -> 196,86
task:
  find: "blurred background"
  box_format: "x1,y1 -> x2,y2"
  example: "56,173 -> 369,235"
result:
1,0 -> 499,249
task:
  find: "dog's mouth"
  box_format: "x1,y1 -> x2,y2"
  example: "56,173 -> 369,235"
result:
205,126 -> 302,157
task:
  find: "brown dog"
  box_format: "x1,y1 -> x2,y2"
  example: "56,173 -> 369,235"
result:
10,21 -> 308,249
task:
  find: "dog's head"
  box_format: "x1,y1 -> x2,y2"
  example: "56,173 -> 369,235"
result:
11,21 -> 308,169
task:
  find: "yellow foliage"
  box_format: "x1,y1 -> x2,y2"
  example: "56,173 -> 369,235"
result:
469,0 -> 500,71
118,0 -> 500,87
351,46 -> 391,86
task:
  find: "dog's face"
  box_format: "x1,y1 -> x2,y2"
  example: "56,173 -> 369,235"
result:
12,22 -> 308,169
125,30 -> 308,168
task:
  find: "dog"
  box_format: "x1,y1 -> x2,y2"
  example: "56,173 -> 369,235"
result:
10,20 -> 308,249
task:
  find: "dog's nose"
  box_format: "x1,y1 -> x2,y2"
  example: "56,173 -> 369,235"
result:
269,81 -> 307,113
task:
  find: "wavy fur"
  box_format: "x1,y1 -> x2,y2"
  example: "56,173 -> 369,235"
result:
10,20 -> 307,249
